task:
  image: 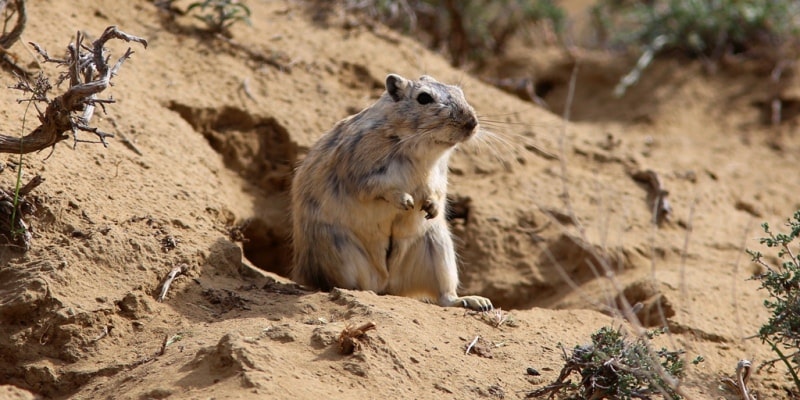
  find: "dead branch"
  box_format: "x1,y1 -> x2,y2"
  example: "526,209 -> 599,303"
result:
631,169 -> 671,226
0,0 -> 25,48
337,321 -> 376,354
0,0 -> 28,76
0,26 -> 146,154
721,360 -> 757,400
0,174 -> 40,250
91,325 -> 112,343
465,335 -> 480,355
17,172 -> 42,195
159,334 -> 169,356
526,349 -> 579,398
770,61 -> 790,127
157,265 -> 186,302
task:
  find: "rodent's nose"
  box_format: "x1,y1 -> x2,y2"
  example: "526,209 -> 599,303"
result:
464,116 -> 477,131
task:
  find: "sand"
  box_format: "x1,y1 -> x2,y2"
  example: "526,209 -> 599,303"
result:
0,0 -> 797,398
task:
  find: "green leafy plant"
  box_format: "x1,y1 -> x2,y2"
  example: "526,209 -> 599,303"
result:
344,0 -> 564,67
528,326 -> 700,399
187,0 -> 251,35
747,211 -> 800,394
591,0 -> 800,96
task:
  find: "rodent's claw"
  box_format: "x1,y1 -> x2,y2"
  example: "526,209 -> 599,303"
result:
397,192 -> 415,211
422,198 -> 439,219
454,295 -> 493,311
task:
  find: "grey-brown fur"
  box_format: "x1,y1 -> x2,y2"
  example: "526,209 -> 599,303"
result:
291,73 -> 492,311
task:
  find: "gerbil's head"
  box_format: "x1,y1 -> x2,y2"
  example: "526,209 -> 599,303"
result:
383,73 -> 478,147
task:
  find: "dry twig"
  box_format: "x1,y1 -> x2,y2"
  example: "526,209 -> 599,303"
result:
159,334 -> 169,356
0,0 -> 25,49
337,321 -> 376,354
157,265 -> 186,302
0,0 -> 27,76
770,61 -> 790,127
467,308 -> 513,328
721,360 -> 757,400
1,26 -> 147,154
465,335 -> 480,355
485,308 -> 509,328
631,169 -> 671,226
0,173 -> 41,250
91,325 -> 112,342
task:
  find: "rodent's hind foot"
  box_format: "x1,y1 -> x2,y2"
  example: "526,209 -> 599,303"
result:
442,295 -> 493,311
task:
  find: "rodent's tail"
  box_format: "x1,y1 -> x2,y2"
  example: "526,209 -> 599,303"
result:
291,225 -> 342,291
291,254 -> 335,292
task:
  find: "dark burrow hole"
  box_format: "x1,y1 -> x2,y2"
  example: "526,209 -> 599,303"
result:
533,78 -> 556,99
167,103 -> 299,193
239,216 -> 293,279
167,102 -> 300,278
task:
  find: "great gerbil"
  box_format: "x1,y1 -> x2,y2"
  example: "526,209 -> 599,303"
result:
290,73 -> 492,311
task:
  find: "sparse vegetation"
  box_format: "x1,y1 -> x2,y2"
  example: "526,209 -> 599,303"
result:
747,211 -> 800,395
593,0 -> 800,57
187,0 -> 251,36
591,0 -> 800,96
528,326 -> 701,399
343,0 -> 564,67
0,26 -> 146,249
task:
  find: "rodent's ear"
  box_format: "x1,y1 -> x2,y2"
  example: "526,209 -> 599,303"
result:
386,74 -> 409,102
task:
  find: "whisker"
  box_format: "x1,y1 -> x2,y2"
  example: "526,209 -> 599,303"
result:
480,129 -> 518,152
479,118 -> 561,130
478,112 -> 524,119
463,128 -> 520,164
399,126 -> 438,147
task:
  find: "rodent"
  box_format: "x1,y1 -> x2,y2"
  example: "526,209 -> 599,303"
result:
290,73 -> 493,311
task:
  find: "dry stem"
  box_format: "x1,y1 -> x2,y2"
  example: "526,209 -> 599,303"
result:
0,0 -> 27,76
465,335 -> 480,355
0,173 -> 41,250
337,321 -> 376,354
157,265 -> 185,302
631,169 -> 671,226
1,26 -> 146,154
721,360 -> 756,400
0,0 -> 25,48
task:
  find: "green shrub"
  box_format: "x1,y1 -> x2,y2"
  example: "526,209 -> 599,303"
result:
747,211 -> 800,394
528,326 -> 700,399
187,0 -> 251,35
594,0 -> 800,57
345,0 -> 565,67
592,0 -> 800,95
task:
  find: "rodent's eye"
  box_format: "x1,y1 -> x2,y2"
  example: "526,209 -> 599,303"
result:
416,92 -> 434,105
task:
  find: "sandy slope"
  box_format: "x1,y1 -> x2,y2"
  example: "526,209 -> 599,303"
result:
0,0 -> 797,398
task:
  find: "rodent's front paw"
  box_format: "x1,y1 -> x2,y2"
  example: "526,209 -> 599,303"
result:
457,296 -> 493,312
421,198 -> 439,219
395,192 -> 415,211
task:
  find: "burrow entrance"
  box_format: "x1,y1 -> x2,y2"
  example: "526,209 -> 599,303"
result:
168,102 -> 295,277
